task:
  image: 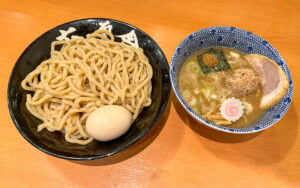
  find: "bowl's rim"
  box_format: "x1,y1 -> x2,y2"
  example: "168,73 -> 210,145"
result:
170,26 -> 293,134
7,18 -> 171,160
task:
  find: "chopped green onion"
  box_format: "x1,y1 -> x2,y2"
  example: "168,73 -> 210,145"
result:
187,60 -> 201,74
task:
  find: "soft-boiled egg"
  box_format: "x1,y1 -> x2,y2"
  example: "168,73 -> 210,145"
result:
86,105 -> 132,141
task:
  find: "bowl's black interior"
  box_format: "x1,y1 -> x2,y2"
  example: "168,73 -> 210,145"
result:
7,18 -> 170,160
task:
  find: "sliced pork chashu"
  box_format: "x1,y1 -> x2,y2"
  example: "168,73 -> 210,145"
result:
244,54 -> 289,109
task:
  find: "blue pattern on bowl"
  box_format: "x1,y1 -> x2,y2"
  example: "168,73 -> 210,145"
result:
170,26 -> 293,134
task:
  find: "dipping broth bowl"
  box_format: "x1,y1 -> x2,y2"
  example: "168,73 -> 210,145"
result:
170,26 -> 293,134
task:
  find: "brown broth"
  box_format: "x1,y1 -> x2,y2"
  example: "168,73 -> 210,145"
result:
178,47 -> 264,128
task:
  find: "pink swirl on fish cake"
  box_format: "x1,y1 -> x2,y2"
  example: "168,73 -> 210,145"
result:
224,102 -> 239,117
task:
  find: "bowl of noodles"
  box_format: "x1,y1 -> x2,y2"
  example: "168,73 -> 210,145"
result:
8,18 -> 170,160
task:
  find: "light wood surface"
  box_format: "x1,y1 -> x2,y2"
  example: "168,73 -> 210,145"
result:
1,0 -> 300,187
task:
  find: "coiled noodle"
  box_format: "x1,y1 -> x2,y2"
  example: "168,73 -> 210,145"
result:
21,30 -> 153,145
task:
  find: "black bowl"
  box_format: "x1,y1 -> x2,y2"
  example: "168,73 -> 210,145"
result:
7,18 -> 170,160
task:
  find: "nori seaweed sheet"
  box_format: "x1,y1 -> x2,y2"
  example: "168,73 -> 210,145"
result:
197,48 -> 231,73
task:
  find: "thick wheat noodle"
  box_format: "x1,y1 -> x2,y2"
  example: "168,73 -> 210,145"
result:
206,105 -> 232,125
21,30 -> 153,145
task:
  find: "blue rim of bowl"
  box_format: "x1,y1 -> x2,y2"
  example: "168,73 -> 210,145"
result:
7,18 -> 171,160
170,26 -> 293,134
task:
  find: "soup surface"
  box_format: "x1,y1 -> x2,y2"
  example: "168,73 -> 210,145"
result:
179,47 -> 264,128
